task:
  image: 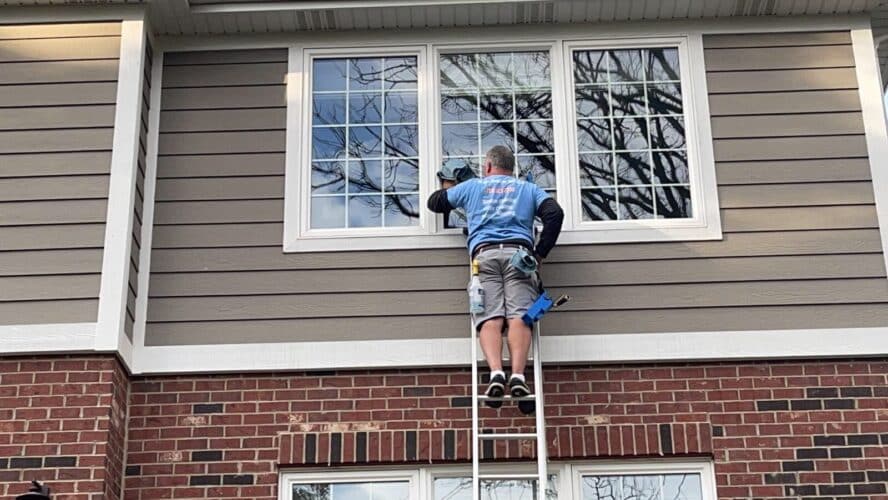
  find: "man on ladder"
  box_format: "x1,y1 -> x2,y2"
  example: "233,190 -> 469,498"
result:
427,145 -> 564,414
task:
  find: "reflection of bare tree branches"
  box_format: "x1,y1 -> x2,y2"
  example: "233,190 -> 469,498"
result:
292,484 -> 329,500
574,48 -> 691,221
435,476 -> 558,500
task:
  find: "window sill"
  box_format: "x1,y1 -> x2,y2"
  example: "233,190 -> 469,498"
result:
282,220 -> 722,252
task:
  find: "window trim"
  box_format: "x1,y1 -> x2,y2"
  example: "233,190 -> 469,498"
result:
284,32 -> 719,252
571,459 -> 718,500
429,41 -> 563,236
561,37 -> 714,235
289,45 -> 432,246
277,460 -> 716,500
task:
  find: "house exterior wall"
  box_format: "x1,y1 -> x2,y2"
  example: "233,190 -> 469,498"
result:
0,355 -> 129,500
144,29 -> 888,348
122,359 -> 888,500
0,22 -> 121,326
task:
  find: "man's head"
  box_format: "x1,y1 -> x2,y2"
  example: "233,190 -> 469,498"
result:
483,145 -> 515,177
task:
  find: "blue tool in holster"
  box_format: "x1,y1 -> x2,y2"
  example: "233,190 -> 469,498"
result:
522,290 -> 571,326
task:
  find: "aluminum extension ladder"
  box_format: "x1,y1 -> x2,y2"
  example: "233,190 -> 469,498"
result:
470,320 -> 547,500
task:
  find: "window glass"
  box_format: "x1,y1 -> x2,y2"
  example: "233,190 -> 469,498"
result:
580,473 -> 702,500
434,476 -> 558,500
310,56 -> 420,229
573,48 -> 691,222
440,51 -> 556,193
439,50 -> 555,228
292,481 -> 409,500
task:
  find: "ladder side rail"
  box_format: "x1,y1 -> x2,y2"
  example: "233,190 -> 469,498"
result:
533,321 -> 547,499
470,316 -> 481,500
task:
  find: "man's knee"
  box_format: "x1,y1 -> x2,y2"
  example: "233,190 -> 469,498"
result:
479,317 -> 505,332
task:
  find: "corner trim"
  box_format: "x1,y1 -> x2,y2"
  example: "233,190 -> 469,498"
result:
851,26 -> 888,279
136,326 -> 888,374
95,17 -> 147,368
0,323 -> 97,354
131,49 -> 164,375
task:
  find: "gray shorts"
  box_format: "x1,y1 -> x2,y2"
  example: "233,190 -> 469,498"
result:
472,245 -> 540,331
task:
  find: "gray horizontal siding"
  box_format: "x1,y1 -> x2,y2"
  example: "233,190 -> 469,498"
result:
146,32 -> 888,347
0,22 -> 119,326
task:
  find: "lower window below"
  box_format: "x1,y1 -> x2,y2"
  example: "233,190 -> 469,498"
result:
281,461 -> 713,500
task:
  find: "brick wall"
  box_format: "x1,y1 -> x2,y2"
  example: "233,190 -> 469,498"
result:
0,356 -> 129,500
124,360 -> 888,500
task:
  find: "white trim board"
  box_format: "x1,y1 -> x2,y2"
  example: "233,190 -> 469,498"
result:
95,17 -> 147,370
132,46 -> 164,373
852,27 -> 888,279
136,327 -> 888,374
0,4 -> 146,23
0,323 -> 97,355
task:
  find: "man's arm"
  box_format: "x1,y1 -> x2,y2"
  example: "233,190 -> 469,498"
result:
427,187 -> 453,214
534,198 -> 564,259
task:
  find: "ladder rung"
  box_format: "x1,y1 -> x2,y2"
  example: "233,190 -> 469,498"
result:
478,432 -> 537,440
477,394 -> 535,401
477,473 -> 542,481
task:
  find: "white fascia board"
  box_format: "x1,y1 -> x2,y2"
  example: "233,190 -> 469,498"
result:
0,4 -> 146,23
852,26 -> 888,279
136,327 -> 888,374
0,323 -> 97,355
95,17 -> 147,366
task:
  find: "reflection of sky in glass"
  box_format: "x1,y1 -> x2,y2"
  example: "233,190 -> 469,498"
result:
293,481 -> 408,500
440,51 -> 556,229
581,474 -> 703,500
439,51 -> 556,194
311,56 -> 420,229
433,476 -> 558,500
573,48 -> 691,222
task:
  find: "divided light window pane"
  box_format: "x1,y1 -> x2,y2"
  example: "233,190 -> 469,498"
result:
440,50 -> 556,228
433,476 -> 558,500
581,473 -> 703,500
292,481 -> 409,500
573,48 -> 692,222
310,56 -> 420,230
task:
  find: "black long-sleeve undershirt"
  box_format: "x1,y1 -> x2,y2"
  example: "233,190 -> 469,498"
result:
534,198 -> 564,259
426,188 -> 453,213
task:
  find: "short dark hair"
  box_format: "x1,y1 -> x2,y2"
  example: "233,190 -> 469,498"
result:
485,145 -> 515,172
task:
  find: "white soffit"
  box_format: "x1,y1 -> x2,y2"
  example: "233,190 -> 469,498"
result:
137,0 -> 883,35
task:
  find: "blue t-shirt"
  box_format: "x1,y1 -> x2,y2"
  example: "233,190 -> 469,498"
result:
446,175 -> 551,255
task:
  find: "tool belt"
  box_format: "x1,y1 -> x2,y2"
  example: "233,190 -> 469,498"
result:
471,242 -> 532,260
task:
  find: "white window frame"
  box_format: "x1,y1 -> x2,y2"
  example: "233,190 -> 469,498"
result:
278,460 -> 716,500
560,37 -> 720,244
571,459 -> 718,500
283,31 -> 719,253
288,45 -> 435,249
430,41 -> 564,236
279,469 -> 421,500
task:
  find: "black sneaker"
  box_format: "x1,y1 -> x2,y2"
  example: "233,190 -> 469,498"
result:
484,373 -> 507,409
509,375 -> 535,415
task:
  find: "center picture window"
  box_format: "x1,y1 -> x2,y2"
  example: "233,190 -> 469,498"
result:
439,50 -> 556,227
310,56 -> 421,229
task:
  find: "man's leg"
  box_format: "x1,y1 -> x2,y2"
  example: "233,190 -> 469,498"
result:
506,318 -> 531,375
478,318 -> 505,372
